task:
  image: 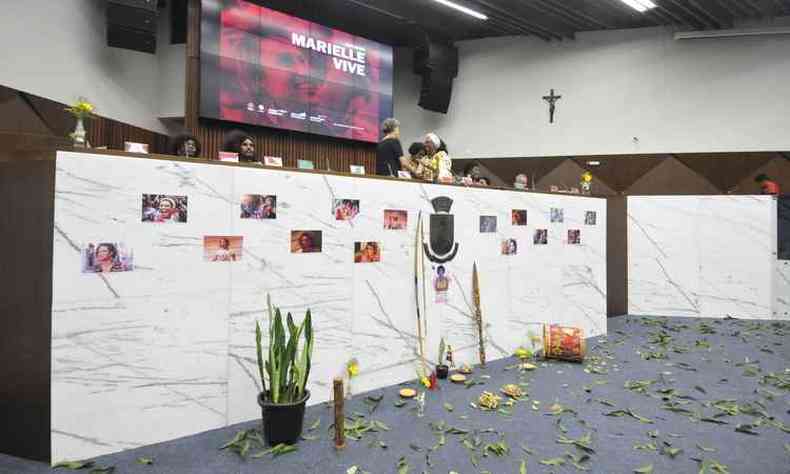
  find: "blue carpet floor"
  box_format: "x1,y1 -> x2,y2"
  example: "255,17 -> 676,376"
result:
2,315 -> 788,474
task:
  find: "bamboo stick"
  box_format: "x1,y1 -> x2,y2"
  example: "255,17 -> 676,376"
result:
333,378 -> 345,450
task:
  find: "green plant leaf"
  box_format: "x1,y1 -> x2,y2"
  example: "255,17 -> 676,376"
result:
519,459 -> 527,474
734,424 -> 759,435
308,418 -> 321,431
540,457 -> 566,466
89,467 -> 114,474
53,460 -> 95,470
634,464 -> 653,473
696,444 -> 717,453
136,457 -> 153,465
444,403 -> 454,412
347,467 -> 359,474
397,456 -> 410,474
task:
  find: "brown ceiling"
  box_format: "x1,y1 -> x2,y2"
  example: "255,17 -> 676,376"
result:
251,0 -> 790,45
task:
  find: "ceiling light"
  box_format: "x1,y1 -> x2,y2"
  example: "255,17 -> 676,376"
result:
618,0 -> 657,13
430,0 -> 488,20
587,160 -> 601,166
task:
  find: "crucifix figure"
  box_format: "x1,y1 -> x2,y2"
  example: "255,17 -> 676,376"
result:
542,89 -> 562,123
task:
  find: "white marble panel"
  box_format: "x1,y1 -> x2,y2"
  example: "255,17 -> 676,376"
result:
628,195 -> 777,320
628,196 -> 701,316
52,153 -> 232,463
696,196 -> 774,319
50,151 -> 607,462
774,260 -> 790,321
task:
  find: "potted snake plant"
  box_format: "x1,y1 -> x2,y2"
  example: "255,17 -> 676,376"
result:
255,295 -> 314,446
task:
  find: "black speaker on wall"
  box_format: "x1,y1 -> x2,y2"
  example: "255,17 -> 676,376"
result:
419,71 -> 455,114
106,0 -> 159,54
413,33 -> 458,114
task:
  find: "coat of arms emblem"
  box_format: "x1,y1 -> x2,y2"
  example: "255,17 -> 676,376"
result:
423,196 -> 459,263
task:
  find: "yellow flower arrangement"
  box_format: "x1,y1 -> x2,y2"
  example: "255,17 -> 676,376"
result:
420,376 -> 431,388
346,358 -> 359,378
65,97 -> 96,120
581,171 -> 593,183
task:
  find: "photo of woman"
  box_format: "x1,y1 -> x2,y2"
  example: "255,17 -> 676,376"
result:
502,238 -> 518,255
333,199 -> 360,221
568,229 -> 581,244
240,194 -> 277,219
204,236 -> 243,261
141,194 -> 188,223
534,229 -> 548,245
512,209 -> 527,226
291,231 -> 322,253
81,242 -> 133,273
354,242 -> 381,263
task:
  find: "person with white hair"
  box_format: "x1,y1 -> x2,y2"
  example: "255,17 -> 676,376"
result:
375,118 -> 404,176
514,173 -> 529,190
423,132 -> 452,184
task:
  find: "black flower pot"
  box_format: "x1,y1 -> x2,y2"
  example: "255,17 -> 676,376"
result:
258,390 -> 310,446
436,365 -> 449,379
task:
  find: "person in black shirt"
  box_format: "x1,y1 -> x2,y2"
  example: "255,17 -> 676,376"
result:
375,118 -> 404,176
223,130 -> 258,163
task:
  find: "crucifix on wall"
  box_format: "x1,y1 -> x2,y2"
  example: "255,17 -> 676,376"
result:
542,89 -> 562,123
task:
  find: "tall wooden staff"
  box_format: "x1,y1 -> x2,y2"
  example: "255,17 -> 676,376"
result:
472,262 -> 486,367
414,213 -> 428,374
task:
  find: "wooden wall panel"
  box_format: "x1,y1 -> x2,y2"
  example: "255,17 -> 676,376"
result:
192,121 -> 376,171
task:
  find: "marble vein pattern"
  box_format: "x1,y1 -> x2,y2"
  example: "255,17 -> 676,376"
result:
628,195 -> 777,320
51,152 -> 607,462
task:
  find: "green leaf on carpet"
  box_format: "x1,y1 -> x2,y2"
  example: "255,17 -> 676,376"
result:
397,456 -> 409,474
88,467 -> 114,474
634,464 -> 653,473
308,418 -> 321,431
136,457 -> 153,465
519,459 -> 527,474
539,457 -> 566,466
53,460 -> 95,470
444,402 -> 454,412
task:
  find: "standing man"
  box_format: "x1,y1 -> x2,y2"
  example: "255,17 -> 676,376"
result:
376,118 -> 404,176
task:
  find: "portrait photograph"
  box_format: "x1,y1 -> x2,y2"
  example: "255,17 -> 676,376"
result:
291,230 -> 322,253
434,265 -> 450,303
383,209 -> 408,230
141,194 -> 187,223
354,242 -> 381,263
512,209 -> 527,226
204,236 -> 243,262
240,194 -> 277,219
81,242 -> 134,273
534,229 -> 548,245
585,211 -> 597,225
479,215 -> 497,233
568,229 -> 581,244
333,199 -> 360,221
550,207 -> 564,223
501,238 -> 518,255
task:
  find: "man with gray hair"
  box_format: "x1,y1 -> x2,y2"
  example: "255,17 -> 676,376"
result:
375,118 -> 404,176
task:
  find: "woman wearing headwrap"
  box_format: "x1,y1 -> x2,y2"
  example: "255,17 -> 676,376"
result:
423,132 -> 452,183
223,130 -> 258,163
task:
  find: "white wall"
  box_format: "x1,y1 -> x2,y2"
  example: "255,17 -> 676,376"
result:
394,19 -> 790,158
0,0 -> 185,133
50,151 -> 607,462
628,195 -> 780,319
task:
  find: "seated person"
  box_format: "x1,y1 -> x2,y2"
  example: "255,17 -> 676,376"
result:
755,173 -> 780,195
170,133 -> 200,158
223,130 -> 258,163
169,133 -> 201,158
463,162 -> 482,184
477,176 -> 490,186
514,173 -> 529,190
400,142 -> 434,181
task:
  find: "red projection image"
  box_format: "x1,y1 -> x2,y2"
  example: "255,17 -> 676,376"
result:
200,0 -> 393,143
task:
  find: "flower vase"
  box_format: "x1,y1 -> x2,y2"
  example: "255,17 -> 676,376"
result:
71,117 -> 87,147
